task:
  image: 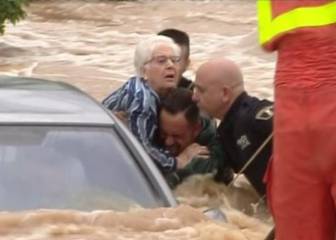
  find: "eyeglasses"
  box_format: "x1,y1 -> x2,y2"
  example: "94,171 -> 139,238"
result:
146,55 -> 181,66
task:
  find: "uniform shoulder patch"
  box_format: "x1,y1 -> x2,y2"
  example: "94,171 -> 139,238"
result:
256,105 -> 273,120
236,135 -> 251,150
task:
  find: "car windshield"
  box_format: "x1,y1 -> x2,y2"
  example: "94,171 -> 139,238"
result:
0,126 -> 165,211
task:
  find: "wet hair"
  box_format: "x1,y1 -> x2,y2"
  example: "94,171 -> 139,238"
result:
157,28 -> 190,58
134,35 -> 180,77
161,88 -> 199,124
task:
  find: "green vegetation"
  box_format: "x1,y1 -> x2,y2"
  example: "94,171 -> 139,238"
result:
0,0 -> 31,35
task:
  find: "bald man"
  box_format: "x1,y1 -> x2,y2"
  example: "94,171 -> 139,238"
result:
193,57 -> 273,196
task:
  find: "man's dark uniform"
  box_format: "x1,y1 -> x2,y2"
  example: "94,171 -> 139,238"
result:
217,92 -> 273,196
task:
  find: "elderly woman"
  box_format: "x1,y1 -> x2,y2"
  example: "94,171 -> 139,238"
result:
103,35 -> 185,173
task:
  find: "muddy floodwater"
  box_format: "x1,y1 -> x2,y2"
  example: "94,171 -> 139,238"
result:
0,0 -> 276,239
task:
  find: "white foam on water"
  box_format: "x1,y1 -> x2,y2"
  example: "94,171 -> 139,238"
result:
0,0 -> 276,101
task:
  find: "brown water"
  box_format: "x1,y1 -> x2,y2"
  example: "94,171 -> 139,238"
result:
0,176 -> 272,240
0,0 -> 275,238
0,203 -> 270,240
0,0 -> 275,100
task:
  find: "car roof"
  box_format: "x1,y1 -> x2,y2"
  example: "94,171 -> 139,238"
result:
0,76 -> 115,125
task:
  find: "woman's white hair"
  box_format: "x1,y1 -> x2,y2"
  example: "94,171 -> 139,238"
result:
134,35 -> 181,77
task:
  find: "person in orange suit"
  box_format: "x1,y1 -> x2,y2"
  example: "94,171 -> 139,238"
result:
258,1 -> 336,239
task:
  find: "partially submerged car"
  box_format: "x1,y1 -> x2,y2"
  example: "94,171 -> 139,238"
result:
0,76 -> 176,211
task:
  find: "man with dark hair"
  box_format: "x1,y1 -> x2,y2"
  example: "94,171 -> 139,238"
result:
159,88 -> 233,188
157,28 -> 193,89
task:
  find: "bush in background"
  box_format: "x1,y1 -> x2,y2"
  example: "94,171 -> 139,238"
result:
0,0 -> 31,35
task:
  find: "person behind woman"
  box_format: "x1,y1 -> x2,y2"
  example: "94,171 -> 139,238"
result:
102,35 -> 200,173
157,28 -> 193,89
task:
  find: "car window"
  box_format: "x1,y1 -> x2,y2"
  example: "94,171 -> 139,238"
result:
0,126 -> 165,211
